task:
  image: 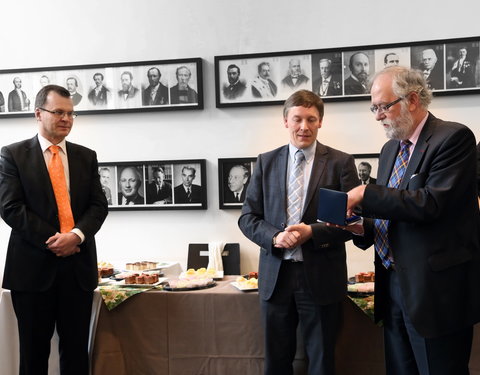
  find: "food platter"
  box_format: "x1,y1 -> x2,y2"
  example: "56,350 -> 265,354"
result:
230,282 -> 258,292
163,280 -> 216,292
119,277 -> 167,288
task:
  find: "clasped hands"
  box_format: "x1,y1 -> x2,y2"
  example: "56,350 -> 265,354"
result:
46,232 -> 81,257
274,223 -> 312,249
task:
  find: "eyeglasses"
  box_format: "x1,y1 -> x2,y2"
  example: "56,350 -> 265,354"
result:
38,107 -> 77,119
369,97 -> 404,115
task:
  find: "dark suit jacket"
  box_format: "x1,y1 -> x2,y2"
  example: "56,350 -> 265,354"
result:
354,113 -> 480,338
88,86 -> 109,106
170,85 -> 198,104
421,64 -> 444,90
174,184 -> 202,203
312,75 -> 342,96
146,181 -> 172,204
281,74 -> 309,90
71,92 -> 82,106
222,80 -> 247,100
118,192 -> 145,205
0,136 -> 108,292
477,142 -> 480,196
224,187 -> 247,203
8,89 -> 29,111
142,83 -> 169,105
344,76 -> 367,95
238,142 -> 360,304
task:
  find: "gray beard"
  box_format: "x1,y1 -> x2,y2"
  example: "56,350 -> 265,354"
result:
384,104 -> 415,140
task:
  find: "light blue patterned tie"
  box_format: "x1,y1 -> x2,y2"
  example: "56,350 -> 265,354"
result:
374,140 -> 411,268
285,150 -> 305,260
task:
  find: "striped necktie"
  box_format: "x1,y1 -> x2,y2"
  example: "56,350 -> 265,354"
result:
374,140 -> 411,268
284,150 -> 305,260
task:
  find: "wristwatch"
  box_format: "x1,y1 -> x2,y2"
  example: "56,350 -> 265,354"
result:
272,233 -> 279,246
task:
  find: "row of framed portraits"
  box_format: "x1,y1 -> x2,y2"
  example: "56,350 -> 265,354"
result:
0,58 -> 203,117
215,36 -> 480,107
1,36 -> 478,118
101,154 -> 379,211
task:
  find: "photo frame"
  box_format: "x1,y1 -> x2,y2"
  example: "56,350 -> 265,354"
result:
218,157 -> 256,209
214,36 -> 480,108
99,159 -> 207,210
0,58 -> 203,118
353,154 -> 380,186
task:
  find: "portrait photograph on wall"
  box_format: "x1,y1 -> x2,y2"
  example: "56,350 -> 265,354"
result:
99,159 -> 207,210
0,58 -> 203,118
214,36 -> 480,108
353,154 -> 380,186
218,157 -> 256,209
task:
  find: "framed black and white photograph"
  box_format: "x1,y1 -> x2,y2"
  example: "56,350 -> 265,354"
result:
0,58 -> 203,118
99,159 -> 207,210
214,36 -> 480,108
353,154 -> 380,186
218,157 -> 256,209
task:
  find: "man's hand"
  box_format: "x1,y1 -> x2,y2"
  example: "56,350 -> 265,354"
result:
274,230 -> 301,249
347,185 -> 366,216
284,223 -> 313,247
46,232 -> 81,257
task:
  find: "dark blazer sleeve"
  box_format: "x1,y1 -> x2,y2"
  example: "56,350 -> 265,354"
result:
0,145 -> 60,249
477,142 -> 480,197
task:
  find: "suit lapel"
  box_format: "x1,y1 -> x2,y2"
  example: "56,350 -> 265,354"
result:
276,146 -> 289,219
28,136 -> 57,206
65,142 -> 80,216
399,115 -> 433,189
303,142 -> 326,215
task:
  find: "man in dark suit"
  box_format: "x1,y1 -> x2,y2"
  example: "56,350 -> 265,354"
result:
224,164 -> 249,203
142,67 -> 169,106
88,72 -> 110,107
118,166 -> 145,205
174,166 -> 203,203
357,161 -> 376,185
238,90 -> 359,375
345,66 -> 480,374
66,77 -> 83,106
0,84 -> 108,374
170,66 -> 198,104
146,166 -> 172,204
281,58 -> 309,91
251,62 -> 277,98
418,48 -> 444,90
344,52 -> 370,95
8,77 -> 30,112
222,64 -> 247,100
312,58 -> 342,97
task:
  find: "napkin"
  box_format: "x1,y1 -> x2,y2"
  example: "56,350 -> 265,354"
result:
207,241 -> 225,271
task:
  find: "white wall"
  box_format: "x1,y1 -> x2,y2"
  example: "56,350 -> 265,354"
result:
0,0 -> 479,276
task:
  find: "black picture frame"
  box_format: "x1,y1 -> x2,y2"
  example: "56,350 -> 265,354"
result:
214,36 -> 480,108
0,58 -> 203,118
99,159 -> 207,210
218,157 -> 256,209
353,153 -> 380,186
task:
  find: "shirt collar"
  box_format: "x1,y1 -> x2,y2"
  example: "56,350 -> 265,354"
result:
406,112 -> 428,148
288,141 -> 316,164
37,133 -> 67,155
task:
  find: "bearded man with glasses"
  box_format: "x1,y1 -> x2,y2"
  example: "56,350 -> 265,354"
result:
342,66 -> 480,375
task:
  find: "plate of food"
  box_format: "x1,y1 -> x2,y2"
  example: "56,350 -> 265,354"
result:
231,276 -> 258,292
110,270 -> 163,281
120,278 -> 167,288
163,278 -> 216,291
180,268 -> 224,280
347,272 -> 375,296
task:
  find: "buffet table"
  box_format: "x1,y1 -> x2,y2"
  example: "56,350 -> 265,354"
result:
92,276 -> 480,375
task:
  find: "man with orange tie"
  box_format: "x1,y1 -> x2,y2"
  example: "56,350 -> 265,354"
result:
0,84 -> 108,375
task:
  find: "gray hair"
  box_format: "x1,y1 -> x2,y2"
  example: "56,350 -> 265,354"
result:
369,66 -> 432,109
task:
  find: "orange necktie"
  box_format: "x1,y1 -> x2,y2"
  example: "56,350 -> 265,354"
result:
48,145 -> 75,233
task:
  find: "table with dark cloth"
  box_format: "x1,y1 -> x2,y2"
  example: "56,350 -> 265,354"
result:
91,276 -> 480,375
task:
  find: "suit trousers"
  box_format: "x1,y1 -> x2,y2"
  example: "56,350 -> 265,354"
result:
260,260 -> 341,375
11,257 -> 93,375
384,269 -> 473,375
